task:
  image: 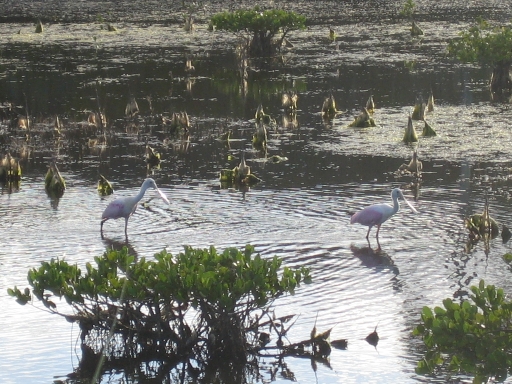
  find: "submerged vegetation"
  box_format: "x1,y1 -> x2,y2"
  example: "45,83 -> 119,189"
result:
35,20 -> 43,33
411,97 -> 425,121
252,123 -> 268,152
398,150 -> 422,177
348,108 -> 375,128
44,162 -> 66,198
321,93 -> 341,119
411,20 -> 423,36
0,153 -> 21,182
97,174 -> 114,196
422,120 -> 436,137
220,152 -> 261,187
254,104 -> 274,126
465,199 -> 500,242
403,115 -> 418,143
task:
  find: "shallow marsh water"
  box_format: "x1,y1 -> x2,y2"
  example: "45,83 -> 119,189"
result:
2,1 -> 512,383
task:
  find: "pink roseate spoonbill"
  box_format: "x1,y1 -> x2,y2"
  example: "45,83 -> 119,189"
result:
100,178 -> 170,238
351,188 -> 418,240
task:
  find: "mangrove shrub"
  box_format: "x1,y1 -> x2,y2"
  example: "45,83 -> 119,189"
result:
448,19 -> 512,94
413,280 -> 512,382
8,245 -> 311,375
211,7 -> 306,58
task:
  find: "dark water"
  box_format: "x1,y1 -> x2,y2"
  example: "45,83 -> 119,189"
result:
2,1 -> 512,383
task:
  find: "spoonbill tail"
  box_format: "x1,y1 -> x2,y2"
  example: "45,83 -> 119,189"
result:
351,188 -> 418,240
100,178 -> 170,238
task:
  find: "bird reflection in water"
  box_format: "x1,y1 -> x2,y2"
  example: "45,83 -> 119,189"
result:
101,235 -> 139,261
350,242 -> 398,275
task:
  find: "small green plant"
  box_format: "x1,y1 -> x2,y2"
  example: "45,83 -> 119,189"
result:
404,60 -> 416,71
411,98 -> 425,121
219,166 -> 260,187
321,93 -> 341,119
448,19 -> 512,93
162,111 -> 190,136
211,7 -> 306,58
252,122 -> 269,152
403,115 -> 418,142
400,0 -> 416,18
0,153 -> 21,182
348,108 -> 376,128
413,280 -> 512,382
411,20 -> 423,36
35,20 -> 44,34
97,174 -> 113,196
44,162 -> 65,198
422,120 -> 436,137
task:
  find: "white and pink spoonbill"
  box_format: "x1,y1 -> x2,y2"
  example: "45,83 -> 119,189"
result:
100,178 -> 170,238
351,188 -> 418,240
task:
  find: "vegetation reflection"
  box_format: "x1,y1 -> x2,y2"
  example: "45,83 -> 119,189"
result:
5,245 -> 355,382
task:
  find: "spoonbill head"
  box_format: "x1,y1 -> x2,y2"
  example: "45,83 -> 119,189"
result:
350,188 -> 417,240
100,178 -> 170,238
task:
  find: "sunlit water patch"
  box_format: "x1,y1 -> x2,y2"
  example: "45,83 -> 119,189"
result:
305,101 -> 512,163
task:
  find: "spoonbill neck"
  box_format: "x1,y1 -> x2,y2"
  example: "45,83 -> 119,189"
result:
392,196 -> 400,213
135,182 -> 152,202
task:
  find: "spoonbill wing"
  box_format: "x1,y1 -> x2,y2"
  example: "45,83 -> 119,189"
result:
351,206 -> 384,226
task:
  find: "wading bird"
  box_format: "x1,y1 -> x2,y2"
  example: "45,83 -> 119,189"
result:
351,188 -> 418,240
100,178 -> 170,238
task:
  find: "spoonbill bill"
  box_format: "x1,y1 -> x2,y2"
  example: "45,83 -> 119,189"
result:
100,178 -> 170,238
351,188 -> 418,240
